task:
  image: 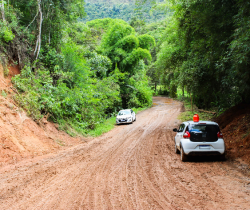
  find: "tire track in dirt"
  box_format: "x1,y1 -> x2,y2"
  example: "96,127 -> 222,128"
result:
0,97 -> 249,210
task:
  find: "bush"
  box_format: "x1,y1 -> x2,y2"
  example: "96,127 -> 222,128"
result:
12,62 -> 121,135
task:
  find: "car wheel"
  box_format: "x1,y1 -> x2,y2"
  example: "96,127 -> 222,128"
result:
175,141 -> 180,154
219,153 -> 226,161
134,116 -> 136,121
180,146 -> 188,162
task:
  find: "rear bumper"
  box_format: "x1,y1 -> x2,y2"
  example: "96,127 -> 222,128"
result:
187,151 -> 222,156
181,139 -> 225,155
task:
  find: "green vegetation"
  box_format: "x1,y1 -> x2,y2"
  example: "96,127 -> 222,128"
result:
178,97 -> 216,122
83,0 -> 166,23
1,90 -> 7,98
87,116 -> 117,137
0,1 -> 154,137
1,0 -> 250,137
100,21 -> 154,107
155,0 -> 250,112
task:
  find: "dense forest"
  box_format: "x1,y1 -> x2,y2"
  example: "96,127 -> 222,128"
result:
83,0 -> 167,23
155,0 -> 250,111
0,0 -> 249,135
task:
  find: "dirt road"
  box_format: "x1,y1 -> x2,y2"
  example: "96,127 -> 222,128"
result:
0,97 -> 249,210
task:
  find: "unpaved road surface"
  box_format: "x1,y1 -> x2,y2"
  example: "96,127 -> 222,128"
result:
0,97 -> 250,210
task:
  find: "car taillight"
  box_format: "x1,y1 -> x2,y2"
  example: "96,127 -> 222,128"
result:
217,132 -> 223,138
183,131 -> 190,139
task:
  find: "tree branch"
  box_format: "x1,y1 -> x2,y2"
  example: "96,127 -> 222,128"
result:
25,10 -> 39,31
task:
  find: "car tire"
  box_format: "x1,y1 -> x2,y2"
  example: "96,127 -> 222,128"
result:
175,141 -> 180,154
180,146 -> 188,162
134,117 -> 136,122
219,153 -> 226,161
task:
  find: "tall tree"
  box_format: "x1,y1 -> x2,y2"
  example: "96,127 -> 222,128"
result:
101,20 -> 154,107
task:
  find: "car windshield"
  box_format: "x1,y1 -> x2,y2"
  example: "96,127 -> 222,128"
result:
118,110 -> 130,116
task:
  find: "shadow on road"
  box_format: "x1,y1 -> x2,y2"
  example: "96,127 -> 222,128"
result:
185,155 -> 226,163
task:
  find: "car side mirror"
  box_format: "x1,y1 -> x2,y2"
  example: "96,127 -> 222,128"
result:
173,128 -> 178,132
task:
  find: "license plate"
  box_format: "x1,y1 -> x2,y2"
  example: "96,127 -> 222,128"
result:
199,145 -> 210,149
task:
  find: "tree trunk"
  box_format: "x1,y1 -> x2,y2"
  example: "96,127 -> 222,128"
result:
1,1 -> 5,22
34,0 -> 43,60
191,93 -> 193,112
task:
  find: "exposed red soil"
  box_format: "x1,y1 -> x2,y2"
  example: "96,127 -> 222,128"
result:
215,103 -> 250,164
8,63 -> 21,80
0,63 -> 82,167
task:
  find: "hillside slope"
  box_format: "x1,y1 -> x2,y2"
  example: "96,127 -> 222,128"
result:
215,104 -> 250,164
0,63 -> 83,167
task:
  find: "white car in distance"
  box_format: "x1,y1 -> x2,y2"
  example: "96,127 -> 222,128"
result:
173,114 -> 226,162
116,109 -> 136,125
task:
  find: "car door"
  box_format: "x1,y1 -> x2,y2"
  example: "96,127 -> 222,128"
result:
175,124 -> 185,149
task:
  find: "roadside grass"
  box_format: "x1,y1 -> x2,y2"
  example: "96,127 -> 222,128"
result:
58,118 -> 117,138
86,106 -> 150,137
178,110 -> 215,122
177,95 -> 216,122
87,116 -> 117,137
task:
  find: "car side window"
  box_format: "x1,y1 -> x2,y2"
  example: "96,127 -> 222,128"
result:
178,124 -> 185,133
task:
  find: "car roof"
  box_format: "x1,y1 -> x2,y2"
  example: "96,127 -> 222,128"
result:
183,121 -> 218,125
119,109 -> 131,112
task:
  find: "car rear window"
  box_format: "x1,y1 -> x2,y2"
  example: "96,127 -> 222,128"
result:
187,124 -> 220,142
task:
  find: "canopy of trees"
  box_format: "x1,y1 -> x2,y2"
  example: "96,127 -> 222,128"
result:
155,0 -> 250,110
100,21 -> 154,107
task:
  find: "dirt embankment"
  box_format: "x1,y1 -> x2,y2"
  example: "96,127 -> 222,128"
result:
215,103 -> 250,164
0,63 -> 82,166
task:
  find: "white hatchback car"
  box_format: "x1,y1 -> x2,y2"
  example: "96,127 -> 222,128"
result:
116,109 -> 136,125
173,115 -> 226,162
